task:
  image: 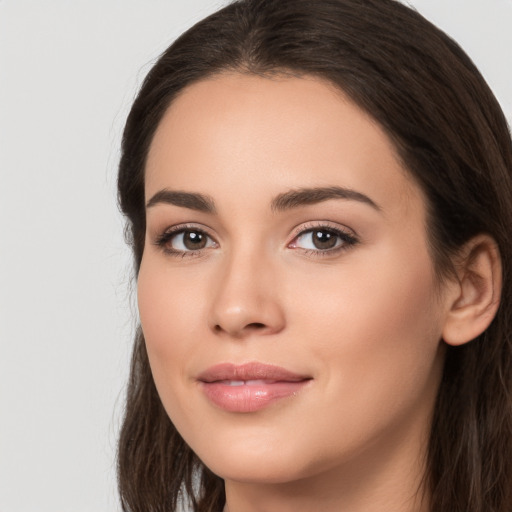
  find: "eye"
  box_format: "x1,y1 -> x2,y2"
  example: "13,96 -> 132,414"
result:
289,225 -> 358,254
155,226 -> 217,255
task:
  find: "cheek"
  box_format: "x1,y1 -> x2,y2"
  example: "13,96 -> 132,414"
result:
292,246 -> 439,342
290,245 -> 443,415
138,263 -> 177,360
137,252 -> 209,347
136,257 -> 204,413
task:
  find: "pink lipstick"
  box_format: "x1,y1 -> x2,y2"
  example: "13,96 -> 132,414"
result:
197,362 -> 312,413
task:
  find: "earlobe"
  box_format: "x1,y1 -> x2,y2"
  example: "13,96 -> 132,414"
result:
442,235 -> 502,347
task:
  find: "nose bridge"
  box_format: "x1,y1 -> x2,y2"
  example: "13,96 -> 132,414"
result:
208,241 -> 285,337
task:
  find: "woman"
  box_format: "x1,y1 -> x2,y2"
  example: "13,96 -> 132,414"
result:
116,0 -> 512,510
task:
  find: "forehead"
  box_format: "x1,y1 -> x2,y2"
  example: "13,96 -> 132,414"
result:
145,73 -> 422,220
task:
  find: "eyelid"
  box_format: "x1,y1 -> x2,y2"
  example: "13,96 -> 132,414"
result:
288,220 -> 357,241
159,222 -> 216,236
287,220 -> 359,255
153,223 -> 218,256
153,220 -> 358,257
155,223 -> 215,239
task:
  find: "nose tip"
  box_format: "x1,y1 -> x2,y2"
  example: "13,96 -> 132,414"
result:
208,262 -> 286,339
212,305 -> 284,338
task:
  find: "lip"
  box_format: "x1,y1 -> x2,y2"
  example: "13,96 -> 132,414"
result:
197,362 -> 312,413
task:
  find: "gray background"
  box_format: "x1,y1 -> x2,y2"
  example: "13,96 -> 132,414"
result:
1,1 -> 511,511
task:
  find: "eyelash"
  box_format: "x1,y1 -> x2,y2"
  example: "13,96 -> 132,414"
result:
153,222 -> 359,258
289,221 -> 359,257
153,224 -> 217,258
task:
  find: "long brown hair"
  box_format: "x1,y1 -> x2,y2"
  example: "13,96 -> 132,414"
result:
117,1 -> 512,510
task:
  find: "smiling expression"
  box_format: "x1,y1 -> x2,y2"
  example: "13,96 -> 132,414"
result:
137,73 -> 450,488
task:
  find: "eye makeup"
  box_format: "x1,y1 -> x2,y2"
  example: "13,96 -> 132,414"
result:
288,220 -> 359,258
153,223 -> 218,258
152,220 -> 359,259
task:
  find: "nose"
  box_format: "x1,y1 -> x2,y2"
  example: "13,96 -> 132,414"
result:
208,249 -> 286,339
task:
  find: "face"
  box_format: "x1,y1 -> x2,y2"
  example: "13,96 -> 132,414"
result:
138,74 -> 449,486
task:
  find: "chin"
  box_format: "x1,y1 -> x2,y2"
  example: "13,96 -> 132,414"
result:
204,454 -> 310,485
188,429 -> 325,485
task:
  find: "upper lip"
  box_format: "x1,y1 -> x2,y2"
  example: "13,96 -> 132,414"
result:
197,362 -> 311,383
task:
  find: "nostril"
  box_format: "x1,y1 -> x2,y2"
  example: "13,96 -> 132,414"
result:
213,322 -> 267,334
246,322 -> 266,330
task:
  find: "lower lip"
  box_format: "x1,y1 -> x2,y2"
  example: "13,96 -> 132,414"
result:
200,381 -> 310,412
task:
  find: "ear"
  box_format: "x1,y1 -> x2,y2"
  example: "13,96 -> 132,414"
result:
442,234 -> 502,347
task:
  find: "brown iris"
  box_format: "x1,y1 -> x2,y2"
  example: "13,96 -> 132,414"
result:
312,230 -> 338,250
183,230 -> 208,250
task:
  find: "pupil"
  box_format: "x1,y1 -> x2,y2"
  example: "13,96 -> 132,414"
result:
313,230 -> 337,250
184,231 -> 206,250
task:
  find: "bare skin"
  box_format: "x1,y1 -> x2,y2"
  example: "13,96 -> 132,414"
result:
138,74 -> 499,512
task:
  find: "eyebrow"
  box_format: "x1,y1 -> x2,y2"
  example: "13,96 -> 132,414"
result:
270,186 -> 381,212
146,189 -> 216,213
146,186 -> 380,213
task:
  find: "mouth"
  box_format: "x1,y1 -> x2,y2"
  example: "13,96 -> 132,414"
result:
197,362 -> 312,413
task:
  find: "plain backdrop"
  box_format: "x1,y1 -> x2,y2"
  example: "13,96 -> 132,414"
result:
0,1 -> 511,511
